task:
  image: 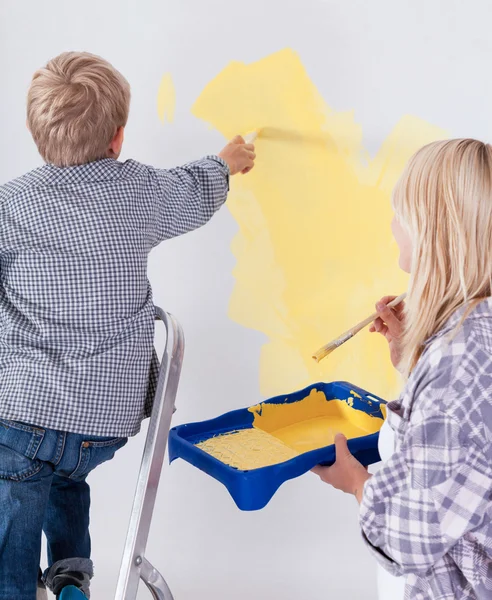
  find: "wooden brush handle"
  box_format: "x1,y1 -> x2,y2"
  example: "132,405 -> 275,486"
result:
244,131 -> 258,143
313,293 -> 407,362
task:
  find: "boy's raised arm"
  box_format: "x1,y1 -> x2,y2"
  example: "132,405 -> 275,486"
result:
147,135 -> 255,246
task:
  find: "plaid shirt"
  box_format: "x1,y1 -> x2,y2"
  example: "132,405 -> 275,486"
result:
360,299 -> 492,599
0,156 -> 229,437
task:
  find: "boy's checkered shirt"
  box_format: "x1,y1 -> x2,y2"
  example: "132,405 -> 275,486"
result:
360,299 -> 492,599
0,156 -> 229,437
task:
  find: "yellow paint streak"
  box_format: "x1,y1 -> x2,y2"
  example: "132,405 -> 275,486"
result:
196,389 -> 383,468
192,49 -> 447,401
157,73 -> 176,123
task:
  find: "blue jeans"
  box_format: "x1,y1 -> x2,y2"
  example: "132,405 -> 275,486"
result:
0,418 -> 127,600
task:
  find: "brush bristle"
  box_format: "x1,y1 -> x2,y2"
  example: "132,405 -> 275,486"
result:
312,344 -> 336,362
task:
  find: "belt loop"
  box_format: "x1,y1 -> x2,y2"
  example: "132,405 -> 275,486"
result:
53,431 -> 66,465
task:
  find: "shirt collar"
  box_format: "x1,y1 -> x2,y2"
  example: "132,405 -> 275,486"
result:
423,296 -> 492,347
42,158 -> 120,185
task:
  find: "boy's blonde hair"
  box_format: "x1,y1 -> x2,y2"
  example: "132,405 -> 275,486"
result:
27,52 -> 131,167
393,138 -> 492,377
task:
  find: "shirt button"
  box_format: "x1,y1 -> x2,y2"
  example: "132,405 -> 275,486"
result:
82,442 -> 90,448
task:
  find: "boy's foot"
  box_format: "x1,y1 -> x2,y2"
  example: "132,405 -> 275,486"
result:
58,585 -> 88,600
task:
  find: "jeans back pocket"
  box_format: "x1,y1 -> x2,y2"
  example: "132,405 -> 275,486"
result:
0,419 -> 46,481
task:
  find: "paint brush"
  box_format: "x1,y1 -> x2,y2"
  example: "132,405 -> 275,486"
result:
312,293 -> 407,363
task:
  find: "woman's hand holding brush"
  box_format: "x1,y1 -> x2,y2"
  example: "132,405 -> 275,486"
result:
369,295 -> 406,369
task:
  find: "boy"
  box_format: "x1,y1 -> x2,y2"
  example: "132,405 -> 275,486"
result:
0,51 -> 255,600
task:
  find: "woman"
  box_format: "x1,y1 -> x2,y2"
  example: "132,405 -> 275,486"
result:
314,139 -> 492,600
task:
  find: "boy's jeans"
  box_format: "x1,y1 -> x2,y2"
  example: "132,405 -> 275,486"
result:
0,417 -> 128,600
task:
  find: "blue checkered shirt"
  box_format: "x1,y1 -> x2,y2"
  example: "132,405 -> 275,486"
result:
360,299 -> 492,599
0,156 -> 229,437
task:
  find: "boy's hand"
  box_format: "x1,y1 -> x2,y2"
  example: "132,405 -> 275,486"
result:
312,434 -> 371,504
219,135 -> 256,175
369,295 -> 406,369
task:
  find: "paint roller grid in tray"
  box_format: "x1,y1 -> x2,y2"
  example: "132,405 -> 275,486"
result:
196,428 -> 300,471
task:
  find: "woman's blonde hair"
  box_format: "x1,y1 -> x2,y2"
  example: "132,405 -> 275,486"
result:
393,138 -> 492,377
27,52 -> 131,167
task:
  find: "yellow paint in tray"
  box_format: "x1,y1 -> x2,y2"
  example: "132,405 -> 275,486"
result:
195,389 -> 382,470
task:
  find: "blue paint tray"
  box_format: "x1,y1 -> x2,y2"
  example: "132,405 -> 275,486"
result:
169,381 -> 386,511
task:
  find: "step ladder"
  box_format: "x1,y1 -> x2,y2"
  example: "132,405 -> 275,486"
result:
115,308 -> 185,600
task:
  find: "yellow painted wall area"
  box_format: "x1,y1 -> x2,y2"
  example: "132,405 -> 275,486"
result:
196,390 -> 383,469
157,73 -> 176,123
191,48 -> 447,402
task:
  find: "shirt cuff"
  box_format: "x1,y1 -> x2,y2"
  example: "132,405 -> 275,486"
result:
205,155 -> 230,182
205,154 -> 231,192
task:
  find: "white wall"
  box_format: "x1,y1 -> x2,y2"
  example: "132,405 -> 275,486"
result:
1,1 -> 492,598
